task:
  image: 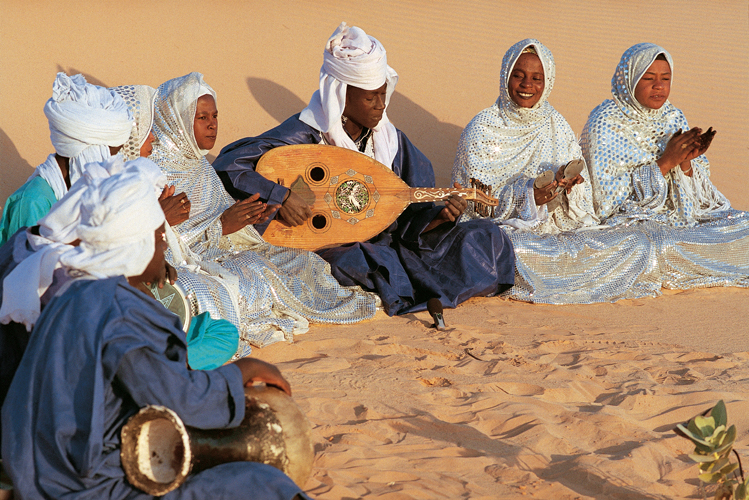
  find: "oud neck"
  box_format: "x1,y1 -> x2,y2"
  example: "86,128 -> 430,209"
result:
409,187 -> 477,203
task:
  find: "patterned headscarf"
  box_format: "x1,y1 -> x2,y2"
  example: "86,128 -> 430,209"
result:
111,85 -> 157,160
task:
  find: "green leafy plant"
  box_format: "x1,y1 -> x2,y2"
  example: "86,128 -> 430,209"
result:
675,400 -> 748,500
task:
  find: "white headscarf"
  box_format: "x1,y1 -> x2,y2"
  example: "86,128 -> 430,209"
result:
44,73 -> 133,185
611,42 -> 675,121
299,22 -> 399,168
110,85 -> 157,161
0,157 -> 165,330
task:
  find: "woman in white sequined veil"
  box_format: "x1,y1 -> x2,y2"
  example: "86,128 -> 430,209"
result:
453,39 -> 597,233
582,43 -> 749,291
149,72 -> 379,353
453,39 -> 658,304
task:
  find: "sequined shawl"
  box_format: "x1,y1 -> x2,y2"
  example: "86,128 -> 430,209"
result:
151,72 -> 265,258
453,39 -> 597,233
581,43 -> 730,226
110,85 -> 156,161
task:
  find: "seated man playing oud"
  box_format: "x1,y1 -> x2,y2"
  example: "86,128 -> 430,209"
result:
1,165 -> 308,500
213,22 -> 515,315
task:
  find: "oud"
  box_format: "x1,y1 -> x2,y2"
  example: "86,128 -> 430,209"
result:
255,145 -> 498,251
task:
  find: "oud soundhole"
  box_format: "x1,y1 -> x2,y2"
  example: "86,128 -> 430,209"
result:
305,163 -> 328,185
311,214 -> 328,230
309,166 -> 325,182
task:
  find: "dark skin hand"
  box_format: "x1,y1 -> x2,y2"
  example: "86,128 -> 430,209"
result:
534,166 -> 584,206
657,127 -> 715,177
159,185 -> 192,226
278,190 -> 312,227
423,182 -> 468,233
221,193 -> 278,235
233,357 -> 292,396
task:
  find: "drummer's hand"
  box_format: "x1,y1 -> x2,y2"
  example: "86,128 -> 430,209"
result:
278,191 -> 312,226
220,193 -> 268,235
158,262 -> 178,289
159,186 -> 191,226
235,358 -> 292,396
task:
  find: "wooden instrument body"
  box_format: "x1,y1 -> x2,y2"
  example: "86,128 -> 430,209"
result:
255,145 -> 498,251
257,145 -> 411,251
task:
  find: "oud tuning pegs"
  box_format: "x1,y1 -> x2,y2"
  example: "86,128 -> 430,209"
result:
469,178 -> 495,218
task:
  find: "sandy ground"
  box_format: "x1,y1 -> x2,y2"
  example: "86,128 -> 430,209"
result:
2,1 -> 749,499
251,287 -> 749,499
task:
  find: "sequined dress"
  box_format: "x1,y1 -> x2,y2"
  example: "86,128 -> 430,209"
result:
454,39 -> 660,303
151,73 -> 378,352
581,43 -> 749,292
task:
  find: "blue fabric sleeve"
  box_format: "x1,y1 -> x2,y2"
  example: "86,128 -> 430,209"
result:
213,114 -> 322,233
115,349 -> 245,429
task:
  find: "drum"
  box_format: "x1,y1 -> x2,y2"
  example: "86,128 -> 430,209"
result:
120,385 -> 314,495
147,281 -> 192,332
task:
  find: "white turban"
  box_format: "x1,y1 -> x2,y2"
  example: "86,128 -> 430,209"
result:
299,22 -> 399,168
0,157 -> 165,330
44,73 -> 133,185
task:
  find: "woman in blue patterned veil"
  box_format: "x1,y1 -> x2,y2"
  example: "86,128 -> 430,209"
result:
581,43 -> 749,291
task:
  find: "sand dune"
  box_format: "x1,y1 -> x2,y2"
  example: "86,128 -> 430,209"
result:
2,1 -> 748,498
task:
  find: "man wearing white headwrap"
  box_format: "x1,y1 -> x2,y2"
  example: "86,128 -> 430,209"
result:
0,73 -> 132,245
2,163 -> 306,500
214,22 -> 515,316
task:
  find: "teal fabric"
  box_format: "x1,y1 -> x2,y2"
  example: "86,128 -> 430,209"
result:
1,176 -> 57,245
186,312 -> 240,370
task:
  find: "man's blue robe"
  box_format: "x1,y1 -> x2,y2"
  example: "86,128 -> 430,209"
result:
1,276 -> 305,499
213,114 -> 515,316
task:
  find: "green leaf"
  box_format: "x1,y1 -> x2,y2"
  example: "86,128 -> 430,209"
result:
703,456 -> 731,473
699,471 -> 724,483
719,463 -> 739,476
714,426 -> 737,455
735,482 -> 747,500
711,400 -> 728,428
695,415 -> 716,434
689,419 -> 706,437
677,423 -> 712,446
689,453 -> 719,463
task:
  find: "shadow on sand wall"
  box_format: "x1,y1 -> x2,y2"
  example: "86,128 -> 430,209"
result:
246,77 -> 463,187
1,128 -> 34,210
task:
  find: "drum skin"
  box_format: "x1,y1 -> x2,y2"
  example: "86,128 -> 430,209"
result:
120,385 -> 314,495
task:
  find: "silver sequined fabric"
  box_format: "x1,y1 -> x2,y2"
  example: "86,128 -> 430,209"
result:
110,85 -> 156,161
453,39 -> 597,233
151,72 -> 379,352
578,43 -> 749,293
454,41 -> 749,304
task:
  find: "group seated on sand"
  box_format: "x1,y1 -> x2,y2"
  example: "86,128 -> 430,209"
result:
0,21 -> 748,500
